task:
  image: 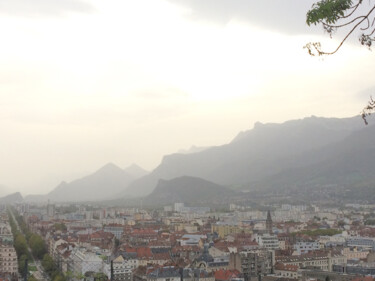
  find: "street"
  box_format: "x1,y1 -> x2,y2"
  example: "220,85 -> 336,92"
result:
9,208 -> 50,281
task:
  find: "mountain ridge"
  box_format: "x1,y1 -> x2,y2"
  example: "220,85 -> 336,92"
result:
123,115 -> 366,197
23,115 -> 375,203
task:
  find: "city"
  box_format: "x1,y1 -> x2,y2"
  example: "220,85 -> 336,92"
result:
0,200 -> 375,281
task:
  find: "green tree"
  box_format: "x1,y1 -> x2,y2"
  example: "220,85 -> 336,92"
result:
305,0 -> 375,56
75,273 -> 85,280
51,271 -> 66,281
53,223 -> 67,232
115,238 -> 120,248
18,254 -> 28,277
53,274 -> 67,281
94,272 -> 109,281
29,234 -> 47,259
42,254 -> 56,275
14,234 -> 29,258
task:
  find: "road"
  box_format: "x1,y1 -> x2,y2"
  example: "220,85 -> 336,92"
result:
9,208 -> 50,281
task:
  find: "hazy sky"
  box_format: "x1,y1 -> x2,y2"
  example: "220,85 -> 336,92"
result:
1,0 -> 374,195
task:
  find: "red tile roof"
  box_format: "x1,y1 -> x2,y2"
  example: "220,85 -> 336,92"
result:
275,262 -> 298,272
214,269 -> 241,281
351,277 -> 375,281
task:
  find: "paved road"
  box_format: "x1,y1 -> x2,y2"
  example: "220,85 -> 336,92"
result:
9,208 -> 50,281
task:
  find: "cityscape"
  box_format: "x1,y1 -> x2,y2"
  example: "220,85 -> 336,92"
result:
0,198 -> 375,281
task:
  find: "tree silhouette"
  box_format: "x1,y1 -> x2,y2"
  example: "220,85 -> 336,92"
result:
305,0 -> 375,56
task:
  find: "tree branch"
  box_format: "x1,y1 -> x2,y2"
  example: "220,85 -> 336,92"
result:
306,3 -> 375,56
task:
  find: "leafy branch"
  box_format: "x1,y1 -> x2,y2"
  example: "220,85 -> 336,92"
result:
304,0 -> 375,56
361,96 -> 375,125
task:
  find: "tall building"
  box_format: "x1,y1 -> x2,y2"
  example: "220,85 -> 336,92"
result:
174,203 -> 185,212
266,210 -> 272,235
230,250 -> 274,281
103,255 -> 137,281
47,203 -> 55,218
256,234 -> 279,250
0,242 -> 18,277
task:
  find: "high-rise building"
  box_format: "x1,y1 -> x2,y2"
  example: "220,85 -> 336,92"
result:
0,243 -> 18,277
230,250 -> 274,281
174,203 -> 185,212
266,210 -> 272,235
47,203 -> 55,218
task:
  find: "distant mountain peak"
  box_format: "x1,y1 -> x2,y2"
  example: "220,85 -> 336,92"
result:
46,162 -> 136,202
124,164 -> 149,179
126,163 -> 143,170
93,163 -> 125,176
100,162 -> 121,171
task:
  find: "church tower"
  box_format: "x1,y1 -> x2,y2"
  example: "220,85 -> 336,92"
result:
266,210 -> 273,234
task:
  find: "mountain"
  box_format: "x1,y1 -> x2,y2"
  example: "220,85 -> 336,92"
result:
0,192 -> 23,203
47,163 -> 135,202
254,122 -> 375,192
142,176 -> 237,206
24,194 -> 47,202
177,145 -> 210,154
24,115 -> 375,203
124,164 -> 149,179
124,116 -> 366,197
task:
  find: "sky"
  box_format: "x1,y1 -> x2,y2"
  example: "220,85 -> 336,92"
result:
0,0 -> 374,196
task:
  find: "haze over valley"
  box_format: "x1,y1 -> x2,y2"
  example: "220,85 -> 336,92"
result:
3,115 -> 372,206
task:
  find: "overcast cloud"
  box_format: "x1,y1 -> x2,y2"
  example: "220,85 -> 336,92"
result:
0,0 -> 373,196
0,0 -> 94,17
169,0 -> 317,34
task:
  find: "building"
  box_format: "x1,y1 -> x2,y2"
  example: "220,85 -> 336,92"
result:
266,211 -> 272,235
47,203 -> 55,218
174,203 -> 185,212
274,263 -> 299,280
212,223 -> 252,239
68,248 -> 103,278
179,234 -> 206,246
294,241 -> 320,255
346,236 -> 375,250
229,250 -> 274,280
277,253 -> 329,271
104,224 -> 124,239
180,206 -> 210,214
301,269 -> 357,281
256,234 -> 279,250
276,251 -> 346,272
342,247 -> 369,260
0,243 -> 18,278
214,269 -> 243,281
334,263 -> 375,276
103,255 -> 137,281
134,266 -> 215,281
0,223 -> 14,245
